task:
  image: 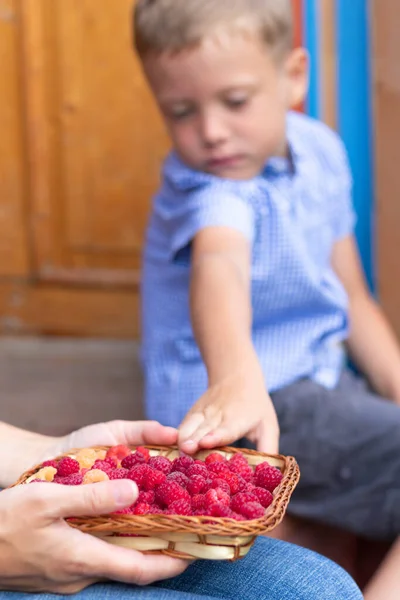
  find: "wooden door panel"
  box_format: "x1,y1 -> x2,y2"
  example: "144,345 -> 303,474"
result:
0,0 -> 29,277
22,0 -> 169,285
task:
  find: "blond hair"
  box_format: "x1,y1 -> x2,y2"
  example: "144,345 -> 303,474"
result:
133,0 -> 294,61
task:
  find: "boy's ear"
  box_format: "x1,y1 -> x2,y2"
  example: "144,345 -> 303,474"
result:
285,47 -> 309,109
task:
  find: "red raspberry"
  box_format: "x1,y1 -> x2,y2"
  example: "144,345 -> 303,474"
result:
205,488 -> 230,508
209,504 -> 236,518
231,512 -> 246,521
56,457 -> 80,477
200,478 -> 210,492
240,502 -> 265,520
230,492 -> 259,513
113,507 -> 132,515
57,473 -> 83,485
167,499 -> 192,515
229,452 -> 247,464
205,453 -> 225,465
235,475 -> 248,493
127,464 -> 151,488
254,487 -> 274,508
121,452 -> 147,470
218,472 -> 246,495
167,471 -> 189,489
136,446 -> 150,462
207,462 -> 230,476
106,445 -> 131,463
254,461 -> 273,474
229,461 -> 253,482
42,460 -> 58,469
187,475 -> 206,496
92,460 -> 113,473
194,459 -> 206,466
210,478 -> 231,494
156,481 -> 191,507
187,464 -> 208,478
254,466 -> 283,492
133,502 -> 151,515
104,456 -> 117,467
148,456 -> 173,475
108,468 -> 129,480
149,505 -> 164,514
138,490 -> 156,504
192,494 -> 206,511
143,468 -> 166,490
172,456 -> 194,473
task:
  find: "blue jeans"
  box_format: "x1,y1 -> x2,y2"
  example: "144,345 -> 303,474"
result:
0,537 -> 362,599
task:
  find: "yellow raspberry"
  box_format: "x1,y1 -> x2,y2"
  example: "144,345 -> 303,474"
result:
95,450 -> 107,460
35,466 -> 57,482
83,469 -> 110,484
75,449 -> 97,469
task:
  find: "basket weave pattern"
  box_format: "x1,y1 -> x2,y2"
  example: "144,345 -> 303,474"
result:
13,445 -> 300,561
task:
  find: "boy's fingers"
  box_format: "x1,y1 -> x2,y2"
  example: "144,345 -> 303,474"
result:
199,427 -> 233,449
179,413 -> 223,453
180,421 -> 214,454
199,418 -> 280,455
256,422 -> 279,455
178,412 -> 205,444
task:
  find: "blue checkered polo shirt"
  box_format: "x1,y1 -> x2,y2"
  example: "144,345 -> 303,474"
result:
141,111 -> 356,427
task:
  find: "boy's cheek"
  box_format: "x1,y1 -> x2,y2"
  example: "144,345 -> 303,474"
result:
173,131 -> 201,166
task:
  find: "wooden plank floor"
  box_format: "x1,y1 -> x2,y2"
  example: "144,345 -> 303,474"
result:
0,338 -> 144,436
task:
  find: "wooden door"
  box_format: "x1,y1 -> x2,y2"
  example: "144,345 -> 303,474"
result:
0,0 -> 169,337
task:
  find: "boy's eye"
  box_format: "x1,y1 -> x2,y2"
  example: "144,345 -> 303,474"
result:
225,96 -> 248,110
168,106 -> 195,121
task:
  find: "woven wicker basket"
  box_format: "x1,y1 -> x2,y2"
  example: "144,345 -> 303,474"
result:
13,445 -> 299,561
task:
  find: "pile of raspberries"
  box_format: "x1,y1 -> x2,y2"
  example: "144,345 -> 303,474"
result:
31,445 -> 283,521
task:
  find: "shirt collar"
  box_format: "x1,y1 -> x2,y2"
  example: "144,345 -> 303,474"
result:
262,111 -> 307,178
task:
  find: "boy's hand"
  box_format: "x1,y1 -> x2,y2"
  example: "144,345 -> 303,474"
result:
178,361 -> 279,455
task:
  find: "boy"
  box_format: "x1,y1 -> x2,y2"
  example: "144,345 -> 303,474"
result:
135,1 -> 400,596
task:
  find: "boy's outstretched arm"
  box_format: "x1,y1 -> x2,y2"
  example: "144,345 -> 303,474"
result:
332,235 -> 400,401
178,226 -> 279,455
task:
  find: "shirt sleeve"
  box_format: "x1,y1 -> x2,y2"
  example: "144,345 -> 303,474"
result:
159,182 -> 256,262
329,138 -> 357,241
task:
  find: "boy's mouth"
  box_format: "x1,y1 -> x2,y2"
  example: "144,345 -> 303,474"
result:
206,155 -> 245,170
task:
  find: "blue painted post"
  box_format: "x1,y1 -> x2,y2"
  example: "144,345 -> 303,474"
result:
303,0 -> 320,119
336,0 -> 375,290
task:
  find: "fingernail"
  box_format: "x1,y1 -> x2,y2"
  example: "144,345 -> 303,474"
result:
113,480 -> 138,507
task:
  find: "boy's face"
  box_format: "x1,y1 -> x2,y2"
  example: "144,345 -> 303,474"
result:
143,30 -> 308,180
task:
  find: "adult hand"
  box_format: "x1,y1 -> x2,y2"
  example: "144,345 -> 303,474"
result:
0,480 -> 189,593
43,419 -> 179,462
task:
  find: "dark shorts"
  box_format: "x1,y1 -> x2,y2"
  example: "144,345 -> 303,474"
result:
268,370 -> 400,540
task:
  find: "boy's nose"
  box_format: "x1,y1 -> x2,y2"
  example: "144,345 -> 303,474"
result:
199,111 -> 228,148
